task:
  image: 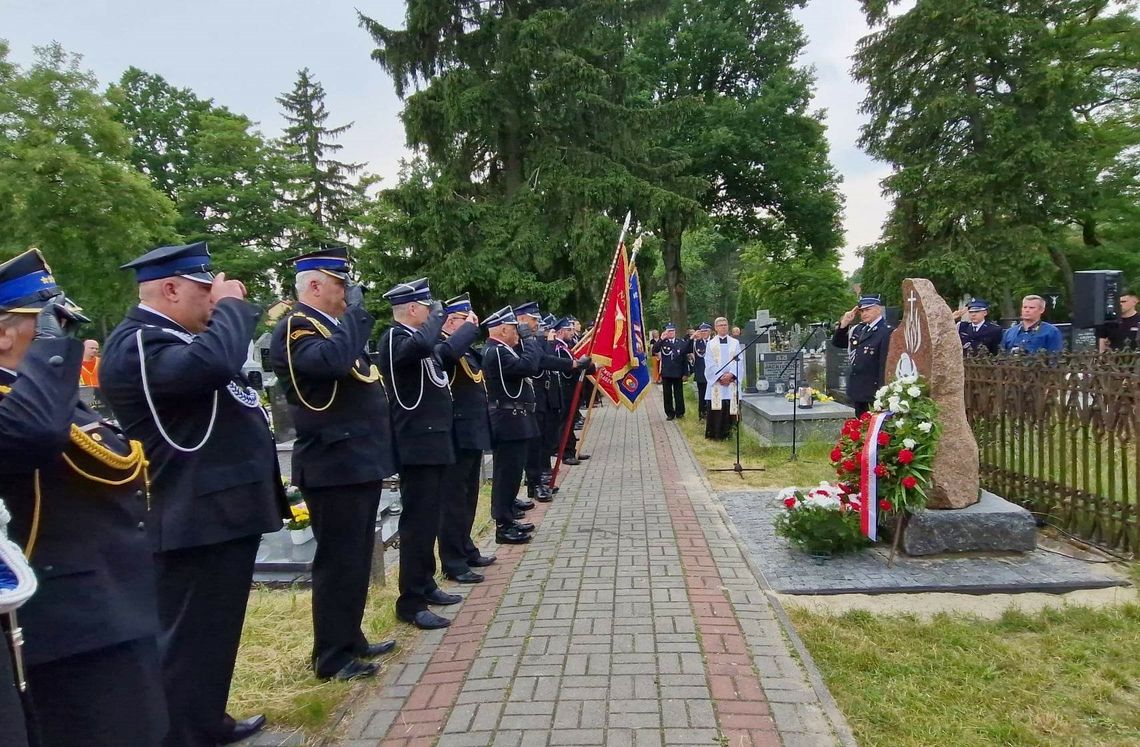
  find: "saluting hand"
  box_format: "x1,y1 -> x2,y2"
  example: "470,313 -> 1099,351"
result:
952,306 -> 966,321
466,310 -> 479,326
839,306 -> 858,328
210,272 -> 247,303
344,282 -> 365,309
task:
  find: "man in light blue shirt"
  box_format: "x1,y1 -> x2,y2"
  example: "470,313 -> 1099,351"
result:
1001,294 -> 1064,354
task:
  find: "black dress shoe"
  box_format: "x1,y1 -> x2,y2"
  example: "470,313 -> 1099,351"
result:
535,489 -> 553,503
400,610 -> 451,629
562,455 -> 581,465
426,588 -> 462,605
446,570 -> 484,583
515,498 -> 535,510
512,520 -> 535,532
362,640 -> 396,658
319,659 -> 379,682
217,714 -> 267,745
469,555 -> 497,567
666,415 -> 675,421
512,509 -> 526,520
574,417 -> 585,429
496,527 -> 532,544
577,453 -> 591,460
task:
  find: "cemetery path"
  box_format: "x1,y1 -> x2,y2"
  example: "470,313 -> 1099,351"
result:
330,389 -> 854,747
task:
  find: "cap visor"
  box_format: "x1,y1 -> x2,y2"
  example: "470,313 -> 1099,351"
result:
181,271 -> 215,285
318,269 -> 350,280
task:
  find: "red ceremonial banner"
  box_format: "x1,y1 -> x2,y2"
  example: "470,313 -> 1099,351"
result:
589,245 -> 633,379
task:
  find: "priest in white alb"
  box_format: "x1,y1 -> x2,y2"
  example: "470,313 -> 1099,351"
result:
704,317 -> 743,440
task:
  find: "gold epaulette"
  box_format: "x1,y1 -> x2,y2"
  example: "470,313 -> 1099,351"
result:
64,425 -> 150,502
458,357 -> 485,386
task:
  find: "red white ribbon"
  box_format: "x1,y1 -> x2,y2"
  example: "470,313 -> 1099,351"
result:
858,411 -> 892,541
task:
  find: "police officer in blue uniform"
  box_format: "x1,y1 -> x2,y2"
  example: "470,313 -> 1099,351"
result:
651,323 -> 690,420
482,307 -> 543,544
101,242 -> 288,746
832,295 -> 893,416
692,322 -> 711,420
268,247 -> 399,678
952,298 -> 1002,355
0,249 -> 166,747
378,278 -> 463,630
434,293 -> 496,583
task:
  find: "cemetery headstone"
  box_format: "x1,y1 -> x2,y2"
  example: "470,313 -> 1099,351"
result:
757,352 -> 804,396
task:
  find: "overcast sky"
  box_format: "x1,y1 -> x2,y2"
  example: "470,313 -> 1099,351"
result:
1,0 -> 890,273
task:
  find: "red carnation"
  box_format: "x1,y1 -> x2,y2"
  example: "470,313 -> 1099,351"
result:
898,448 -> 914,465
860,412 -> 873,422
783,496 -> 797,509
902,475 -> 918,489
879,499 -> 893,511
844,418 -> 861,431
877,431 -> 891,447
848,430 -> 860,441
842,459 -> 857,473
874,463 -> 888,478
830,447 -> 843,463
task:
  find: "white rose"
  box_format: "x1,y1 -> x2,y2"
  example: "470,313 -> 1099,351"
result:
888,396 -> 901,411
895,419 -> 906,428
903,437 -> 917,449
875,386 -> 889,399
901,374 -> 918,385
897,400 -> 911,413
917,421 -> 933,433
907,386 -> 921,398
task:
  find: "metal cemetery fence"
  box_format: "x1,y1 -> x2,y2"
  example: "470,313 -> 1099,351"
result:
964,352 -> 1139,555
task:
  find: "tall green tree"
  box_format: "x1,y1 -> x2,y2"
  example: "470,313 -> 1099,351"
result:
647,227 -> 741,329
359,1 -> 700,317
110,69 -> 297,301
855,0 -> 1140,313
0,45 -> 177,333
632,0 -> 843,328
277,68 -> 370,249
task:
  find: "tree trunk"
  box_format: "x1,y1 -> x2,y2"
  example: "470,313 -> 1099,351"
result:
1046,241 -> 1075,304
661,220 -> 688,331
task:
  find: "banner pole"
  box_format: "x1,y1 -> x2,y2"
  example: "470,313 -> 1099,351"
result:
551,212 -> 631,487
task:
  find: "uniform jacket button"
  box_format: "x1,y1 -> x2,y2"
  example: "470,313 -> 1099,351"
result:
137,521 -> 146,531
48,355 -> 64,366
136,489 -> 145,499
42,565 -> 53,572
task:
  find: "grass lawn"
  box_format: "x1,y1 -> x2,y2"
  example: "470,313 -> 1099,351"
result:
228,485 -> 492,735
672,386 -> 836,490
790,601 -> 1140,747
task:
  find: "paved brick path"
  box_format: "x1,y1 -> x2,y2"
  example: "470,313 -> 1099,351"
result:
334,392 -> 854,746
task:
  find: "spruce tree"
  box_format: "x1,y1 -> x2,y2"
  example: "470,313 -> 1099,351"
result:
276,68 -> 367,249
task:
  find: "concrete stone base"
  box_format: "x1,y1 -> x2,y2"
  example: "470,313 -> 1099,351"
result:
902,490 -> 1036,556
739,394 -> 854,446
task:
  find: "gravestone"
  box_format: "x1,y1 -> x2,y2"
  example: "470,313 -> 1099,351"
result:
742,321 -> 760,393
885,278 -> 980,509
753,309 -> 775,353
757,352 -> 804,395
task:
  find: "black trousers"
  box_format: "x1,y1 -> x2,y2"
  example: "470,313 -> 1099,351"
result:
705,400 -> 735,440
304,481 -> 382,676
545,407 -> 563,456
696,381 -> 708,418
662,377 -> 686,418
439,449 -> 483,577
1,629 -> 29,747
525,412 -> 550,487
28,636 -> 166,747
853,401 -> 871,417
491,441 -> 527,525
154,535 -> 260,747
396,466 -> 445,618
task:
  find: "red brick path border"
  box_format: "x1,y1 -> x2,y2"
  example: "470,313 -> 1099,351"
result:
377,501 -> 553,746
650,408 -> 782,747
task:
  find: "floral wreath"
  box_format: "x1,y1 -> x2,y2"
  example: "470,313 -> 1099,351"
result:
830,375 -> 942,519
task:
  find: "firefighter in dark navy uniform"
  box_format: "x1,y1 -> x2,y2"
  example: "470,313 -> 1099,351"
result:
0,249 -> 165,747
651,322 -> 690,420
552,317 -> 582,465
952,298 -> 1003,355
378,278 -> 463,630
433,293 -> 496,583
692,322 -> 711,419
482,307 -> 544,544
831,294 -> 893,417
268,247 -> 398,679
100,242 -> 288,747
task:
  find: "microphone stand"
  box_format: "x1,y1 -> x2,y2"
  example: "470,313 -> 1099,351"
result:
708,324 -> 777,478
